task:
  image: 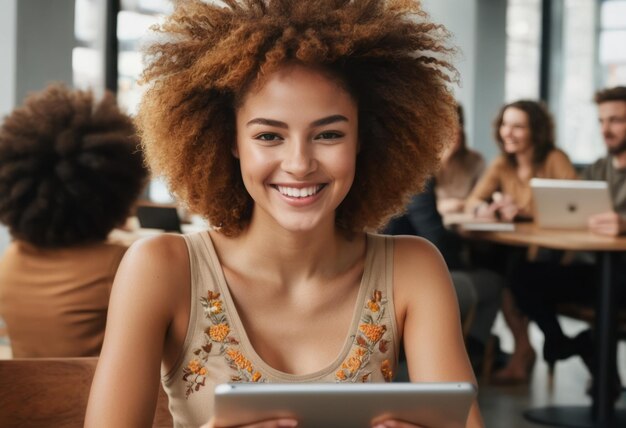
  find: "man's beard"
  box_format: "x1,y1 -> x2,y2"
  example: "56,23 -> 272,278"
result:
607,135 -> 626,156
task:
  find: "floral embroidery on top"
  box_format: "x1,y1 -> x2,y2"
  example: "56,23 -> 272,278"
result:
336,289 -> 393,382
182,290 -> 264,398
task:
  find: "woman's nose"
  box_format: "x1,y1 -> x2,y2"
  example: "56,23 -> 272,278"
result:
281,140 -> 317,177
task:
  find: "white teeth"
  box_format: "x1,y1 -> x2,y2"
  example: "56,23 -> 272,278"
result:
277,185 -> 321,198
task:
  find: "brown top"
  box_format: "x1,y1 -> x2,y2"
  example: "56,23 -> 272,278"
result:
435,149 -> 485,200
0,240 -> 127,357
465,149 -> 577,217
162,232 -> 399,428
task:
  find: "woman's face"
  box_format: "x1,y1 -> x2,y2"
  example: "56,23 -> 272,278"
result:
234,64 -> 359,233
499,107 -> 533,155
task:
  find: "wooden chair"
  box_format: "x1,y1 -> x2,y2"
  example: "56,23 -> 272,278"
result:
0,357 -> 173,428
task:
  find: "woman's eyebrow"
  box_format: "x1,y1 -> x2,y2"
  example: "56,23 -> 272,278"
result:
246,118 -> 288,128
246,115 -> 349,129
311,115 -> 349,127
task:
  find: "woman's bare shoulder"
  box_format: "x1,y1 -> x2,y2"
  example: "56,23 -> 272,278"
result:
389,235 -> 451,296
113,233 -> 190,299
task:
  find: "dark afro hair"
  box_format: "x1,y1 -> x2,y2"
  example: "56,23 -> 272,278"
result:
138,0 -> 458,236
0,84 -> 148,248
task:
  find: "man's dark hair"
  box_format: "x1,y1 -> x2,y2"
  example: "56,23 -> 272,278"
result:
594,86 -> 626,104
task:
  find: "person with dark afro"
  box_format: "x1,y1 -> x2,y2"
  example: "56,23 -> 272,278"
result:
0,84 -> 147,358
86,2 -> 483,427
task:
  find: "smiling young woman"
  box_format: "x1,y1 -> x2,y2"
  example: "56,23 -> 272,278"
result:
84,1 -> 484,427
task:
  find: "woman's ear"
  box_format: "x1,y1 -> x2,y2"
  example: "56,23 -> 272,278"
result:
232,144 -> 240,159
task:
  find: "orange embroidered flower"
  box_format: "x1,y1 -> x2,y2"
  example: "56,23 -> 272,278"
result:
226,348 -> 254,373
208,299 -> 223,314
209,323 -> 230,342
342,347 -> 366,374
381,359 -> 393,382
359,323 -> 386,343
252,372 -> 262,382
187,359 -> 204,375
336,369 -> 347,380
367,300 -> 380,312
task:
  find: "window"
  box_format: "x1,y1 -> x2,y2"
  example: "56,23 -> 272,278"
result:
557,0 -> 601,163
73,0 -> 102,91
505,0 -> 542,101
600,0 -> 626,87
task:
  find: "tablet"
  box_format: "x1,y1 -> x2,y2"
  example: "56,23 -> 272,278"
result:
214,382 -> 477,428
530,178 -> 612,229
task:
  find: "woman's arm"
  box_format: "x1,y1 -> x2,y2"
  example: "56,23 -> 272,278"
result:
393,236 -> 484,428
85,234 -> 190,427
465,158 -> 503,215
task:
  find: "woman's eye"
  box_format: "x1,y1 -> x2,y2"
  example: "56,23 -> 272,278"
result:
255,133 -> 282,141
316,131 -> 344,140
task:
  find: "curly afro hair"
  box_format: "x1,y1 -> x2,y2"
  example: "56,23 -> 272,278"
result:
137,0 -> 458,236
0,84 -> 147,248
493,100 -> 556,168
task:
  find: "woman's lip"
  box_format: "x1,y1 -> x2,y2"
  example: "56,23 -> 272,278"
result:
271,184 -> 327,204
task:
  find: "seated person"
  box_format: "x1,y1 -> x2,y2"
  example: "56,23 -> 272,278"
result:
465,100 -> 578,384
435,104 -> 485,215
0,84 -> 147,357
509,86 -> 626,394
385,178 -> 504,374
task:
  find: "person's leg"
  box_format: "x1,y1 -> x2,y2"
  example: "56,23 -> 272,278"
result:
490,287 -> 536,384
509,260 -> 597,378
450,271 -> 478,329
465,269 -> 504,345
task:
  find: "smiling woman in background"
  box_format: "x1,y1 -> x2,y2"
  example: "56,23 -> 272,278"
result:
465,100 -> 577,385
0,84 -> 147,357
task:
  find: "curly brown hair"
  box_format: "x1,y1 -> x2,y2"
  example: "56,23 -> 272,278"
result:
594,86 -> 626,104
0,84 -> 147,248
137,0 -> 458,236
493,100 -> 555,168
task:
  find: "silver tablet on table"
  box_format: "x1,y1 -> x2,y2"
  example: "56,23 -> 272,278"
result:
530,178 -> 612,229
214,382 -> 476,428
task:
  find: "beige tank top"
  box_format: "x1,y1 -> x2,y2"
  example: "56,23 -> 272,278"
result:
162,232 -> 399,428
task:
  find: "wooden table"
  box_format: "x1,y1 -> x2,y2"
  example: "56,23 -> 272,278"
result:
461,223 -> 626,428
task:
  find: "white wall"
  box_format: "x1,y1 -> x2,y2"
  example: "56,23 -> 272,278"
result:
422,0 -> 507,161
0,0 -> 17,119
14,0 -> 75,105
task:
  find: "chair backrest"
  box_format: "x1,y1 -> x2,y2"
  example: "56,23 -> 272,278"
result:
0,357 -> 173,428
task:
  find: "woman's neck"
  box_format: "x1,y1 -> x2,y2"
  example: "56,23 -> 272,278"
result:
514,147 -> 534,167
217,216 -> 364,288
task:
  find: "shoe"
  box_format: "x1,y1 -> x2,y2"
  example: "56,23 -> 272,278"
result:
489,348 -> 536,386
550,330 -> 623,402
543,331 -> 588,380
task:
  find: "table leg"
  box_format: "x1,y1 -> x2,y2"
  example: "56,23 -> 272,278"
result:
523,251 -> 625,428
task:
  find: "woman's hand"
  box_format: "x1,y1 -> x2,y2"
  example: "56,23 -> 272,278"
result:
474,192 -> 519,222
200,417 -> 298,428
